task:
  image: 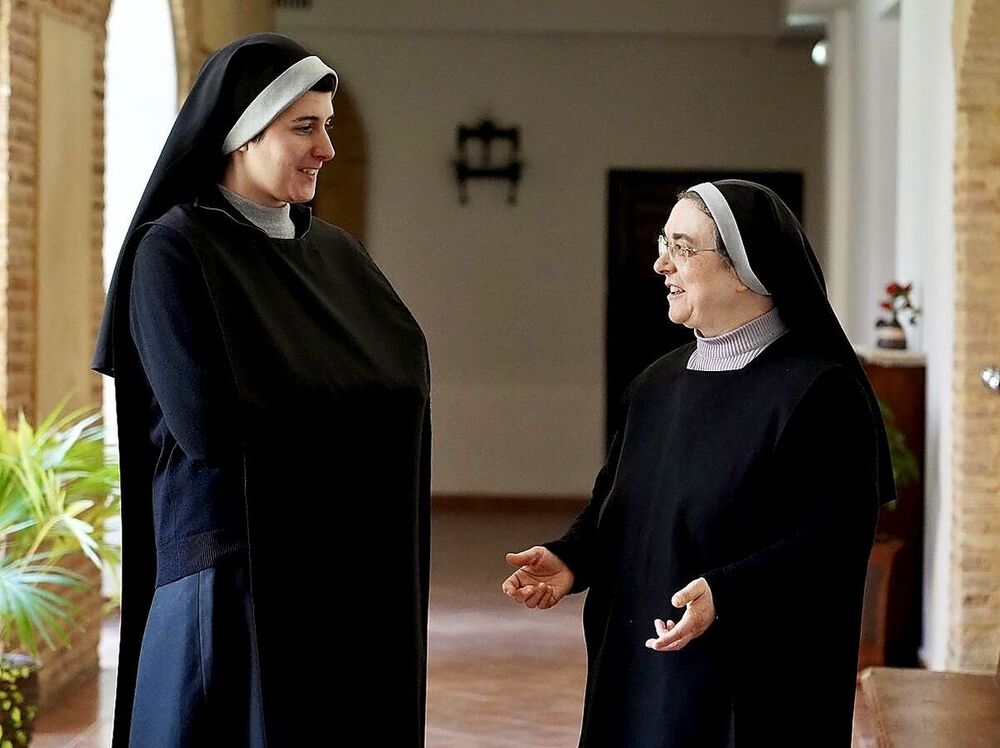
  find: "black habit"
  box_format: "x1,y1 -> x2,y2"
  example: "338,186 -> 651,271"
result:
545,180 -> 892,747
94,35 -> 430,746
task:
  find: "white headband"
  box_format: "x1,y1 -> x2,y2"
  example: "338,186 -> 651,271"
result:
688,182 -> 770,296
222,56 -> 338,154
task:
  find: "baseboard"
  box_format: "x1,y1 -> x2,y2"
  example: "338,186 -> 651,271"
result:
432,494 -> 587,513
916,649 -> 930,669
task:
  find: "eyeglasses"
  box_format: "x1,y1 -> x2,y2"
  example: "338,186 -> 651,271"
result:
657,232 -> 717,262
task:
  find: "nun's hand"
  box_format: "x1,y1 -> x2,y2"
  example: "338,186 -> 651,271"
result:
645,577 -> 716,653
501,546 -> 574,610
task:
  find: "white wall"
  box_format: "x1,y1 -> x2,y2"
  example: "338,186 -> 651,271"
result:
856,0 -> 900,345
825,7 -> 854,318
826,0 -> 901,343
280,0 -> 785,36
103,0 -> 178,446
894,0 -> 954,671
104,0 -> 177,291
278,21 -> 827,495
819,0 -> 955,667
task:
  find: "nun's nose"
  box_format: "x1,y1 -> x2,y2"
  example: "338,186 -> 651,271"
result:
316,131 -> 335,162
653,252 -> 675,275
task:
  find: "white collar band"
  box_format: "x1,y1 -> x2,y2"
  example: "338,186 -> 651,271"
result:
222,56 -> 338,154
688,182 -> 770,296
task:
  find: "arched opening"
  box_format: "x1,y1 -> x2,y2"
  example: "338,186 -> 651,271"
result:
102,0 -> 179,448
99,0 -> 179,673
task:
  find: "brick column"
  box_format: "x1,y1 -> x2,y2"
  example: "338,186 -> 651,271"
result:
951,0 -> 1000,672
0,0 -> 194,702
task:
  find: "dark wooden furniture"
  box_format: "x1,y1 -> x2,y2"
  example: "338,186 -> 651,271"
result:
860,656 -> 1000,747
857,347 -> 926,667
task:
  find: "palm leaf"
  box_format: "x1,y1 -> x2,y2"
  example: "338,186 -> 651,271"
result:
0,404 -> 121,654
0,554 -> 87,656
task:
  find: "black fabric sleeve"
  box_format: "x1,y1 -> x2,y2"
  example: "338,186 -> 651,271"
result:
129,225 -> 242,464
543,403 -> 628,594
702,367 -> 880,621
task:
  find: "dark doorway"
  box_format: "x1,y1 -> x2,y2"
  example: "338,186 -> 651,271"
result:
606,170 -> 804,442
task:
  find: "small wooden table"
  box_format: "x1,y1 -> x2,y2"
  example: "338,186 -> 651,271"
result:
860,666 -> 1000,746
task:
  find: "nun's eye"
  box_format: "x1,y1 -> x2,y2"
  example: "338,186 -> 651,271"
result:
657,234 -> 715,261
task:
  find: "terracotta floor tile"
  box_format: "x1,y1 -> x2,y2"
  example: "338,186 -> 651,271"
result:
32,506 -> 879,746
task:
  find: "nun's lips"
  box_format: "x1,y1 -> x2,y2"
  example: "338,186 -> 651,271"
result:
298,166 -> 321,176
667,283 -> 685,296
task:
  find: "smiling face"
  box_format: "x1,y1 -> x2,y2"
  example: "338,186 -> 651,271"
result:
225,90 -> 335,206
653,198 -> 758,336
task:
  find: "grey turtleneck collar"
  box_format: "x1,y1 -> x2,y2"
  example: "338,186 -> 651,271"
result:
687,307 -> 788,371
217,183 -> 296,239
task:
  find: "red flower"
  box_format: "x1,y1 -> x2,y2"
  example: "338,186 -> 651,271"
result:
878,280 -> 921,327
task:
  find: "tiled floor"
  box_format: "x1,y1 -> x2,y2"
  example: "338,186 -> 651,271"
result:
425,507 -> 588,747
32,634 -> 118,747
33,505 -> 877,746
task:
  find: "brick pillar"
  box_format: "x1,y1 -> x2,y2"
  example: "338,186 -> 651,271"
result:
0,0 -> 195,703
951,0 -> 1000,672
0,0 -> 274,704
0,0 -> 108,703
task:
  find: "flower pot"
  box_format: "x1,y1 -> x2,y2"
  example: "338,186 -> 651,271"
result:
875,320 -> 907,350
0,653 -> 40,746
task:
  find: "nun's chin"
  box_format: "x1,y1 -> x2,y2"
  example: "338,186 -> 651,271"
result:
667,300 -> 689,326
287,185 -> 318,204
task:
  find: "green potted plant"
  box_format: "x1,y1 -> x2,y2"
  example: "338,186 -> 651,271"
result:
879,399 -> 920,498
0,404 -> 120,746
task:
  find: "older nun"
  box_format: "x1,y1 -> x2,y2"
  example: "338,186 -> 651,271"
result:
503,180 -> 892,747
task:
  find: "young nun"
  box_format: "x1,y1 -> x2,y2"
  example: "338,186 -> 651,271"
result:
504,180 -> 893,747
95,34 -> 431,747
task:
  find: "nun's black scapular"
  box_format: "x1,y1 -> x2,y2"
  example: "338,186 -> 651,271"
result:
95,34 -> 430,746
545,180 -> 892,747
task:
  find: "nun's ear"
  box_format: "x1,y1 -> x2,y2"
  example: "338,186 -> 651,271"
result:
721,259 -> 749,292
732,277 -> 752,293
729,268 -> 759,295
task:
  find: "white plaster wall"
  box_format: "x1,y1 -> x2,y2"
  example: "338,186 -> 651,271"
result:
281,26 -> 827,495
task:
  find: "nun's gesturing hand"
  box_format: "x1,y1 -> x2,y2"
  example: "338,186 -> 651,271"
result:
645,577 -> 716,653
502,546 -> 574,610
